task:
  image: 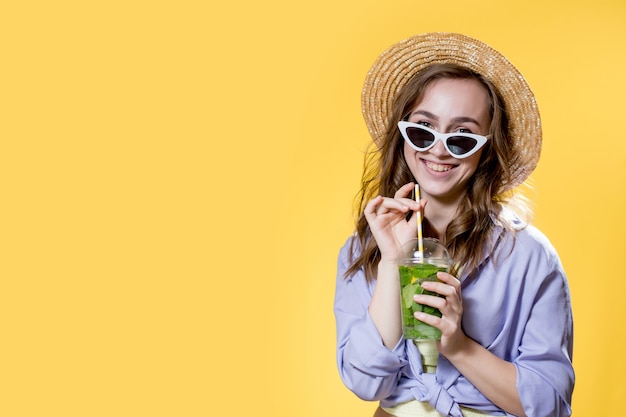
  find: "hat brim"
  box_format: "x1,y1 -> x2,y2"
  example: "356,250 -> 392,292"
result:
361,32 -> 541,192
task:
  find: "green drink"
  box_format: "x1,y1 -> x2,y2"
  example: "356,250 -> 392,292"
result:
399,262 -> 448,339
397,238 -> 451,341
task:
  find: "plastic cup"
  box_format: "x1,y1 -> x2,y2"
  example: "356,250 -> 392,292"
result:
397,238 -> 452,341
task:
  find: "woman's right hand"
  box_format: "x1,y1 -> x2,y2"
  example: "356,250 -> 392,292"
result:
365,182 -> 424,347
364,182 -> 424,262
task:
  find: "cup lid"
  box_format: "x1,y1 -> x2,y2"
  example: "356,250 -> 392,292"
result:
397,237 -> 451,266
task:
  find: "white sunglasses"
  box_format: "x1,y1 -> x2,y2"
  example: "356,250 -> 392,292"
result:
398,121 -> 490,159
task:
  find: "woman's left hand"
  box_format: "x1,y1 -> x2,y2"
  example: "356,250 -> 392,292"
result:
413,271 -> 469,356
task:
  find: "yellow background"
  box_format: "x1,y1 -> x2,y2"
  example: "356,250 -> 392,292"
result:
1,0 -> 625,415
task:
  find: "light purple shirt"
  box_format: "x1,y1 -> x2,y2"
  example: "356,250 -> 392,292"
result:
334,222 -> 574,417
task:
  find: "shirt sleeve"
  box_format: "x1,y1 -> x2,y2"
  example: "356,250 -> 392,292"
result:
334,238 -> 407,401
512,231 -> 575,417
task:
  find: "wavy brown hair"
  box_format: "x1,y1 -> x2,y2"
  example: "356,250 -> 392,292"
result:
346,63 -> 530,281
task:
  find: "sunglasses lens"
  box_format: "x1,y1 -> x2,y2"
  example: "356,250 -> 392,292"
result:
405,127 -> 435,149
447,136 -> 479,156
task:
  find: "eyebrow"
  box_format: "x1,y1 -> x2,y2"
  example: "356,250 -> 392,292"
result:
410,110 -> 482,126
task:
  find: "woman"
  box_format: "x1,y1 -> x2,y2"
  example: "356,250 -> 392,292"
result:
334,33 -> 574,417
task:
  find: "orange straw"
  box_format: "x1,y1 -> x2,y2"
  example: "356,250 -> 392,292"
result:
415,184 -> 424,260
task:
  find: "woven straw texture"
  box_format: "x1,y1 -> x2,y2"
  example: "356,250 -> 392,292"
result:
361,32 -> 541,192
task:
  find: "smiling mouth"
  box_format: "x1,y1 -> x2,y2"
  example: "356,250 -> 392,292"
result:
425,160 -> 455,172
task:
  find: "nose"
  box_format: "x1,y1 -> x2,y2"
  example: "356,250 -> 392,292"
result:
428,139 -> 449,158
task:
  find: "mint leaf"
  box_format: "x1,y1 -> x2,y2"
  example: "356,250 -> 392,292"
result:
402,283 -> 419,309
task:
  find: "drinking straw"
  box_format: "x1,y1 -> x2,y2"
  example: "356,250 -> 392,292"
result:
415,184 -> 424,260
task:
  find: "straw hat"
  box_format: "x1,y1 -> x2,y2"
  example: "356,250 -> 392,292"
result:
362,32 -> 541,192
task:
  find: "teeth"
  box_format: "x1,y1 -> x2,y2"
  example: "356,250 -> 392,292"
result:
426,161 -> 453,172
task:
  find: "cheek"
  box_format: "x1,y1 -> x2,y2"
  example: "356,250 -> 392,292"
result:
402,143 -> 416,167
462,151 -> 483,175
402,142 -> 409,158
403,142 -> 418,161
402,143 -> 422,178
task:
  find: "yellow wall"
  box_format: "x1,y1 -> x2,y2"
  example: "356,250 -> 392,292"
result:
2,0 -> 625,415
